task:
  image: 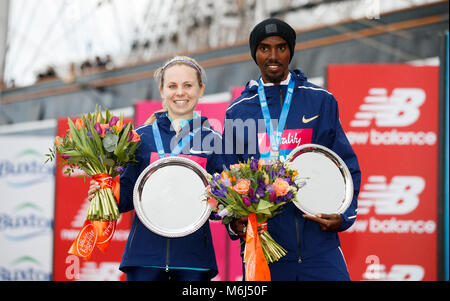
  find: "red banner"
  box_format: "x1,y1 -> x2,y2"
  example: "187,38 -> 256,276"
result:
327,64 -> 439,280
53,118 -> 132,281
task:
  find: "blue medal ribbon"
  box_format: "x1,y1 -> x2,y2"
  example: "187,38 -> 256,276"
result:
258,75 -> 295,159
152,119 -> 200,159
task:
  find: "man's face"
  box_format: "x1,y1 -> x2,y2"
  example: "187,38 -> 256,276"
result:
255,36 -> 291,85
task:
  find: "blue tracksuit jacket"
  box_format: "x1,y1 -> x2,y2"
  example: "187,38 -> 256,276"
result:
222,70 -> 361,268
118,112 -> 223,279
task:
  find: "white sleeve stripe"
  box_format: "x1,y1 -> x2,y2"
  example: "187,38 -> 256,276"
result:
298,85 -> 332,95
347,215 -> 357,219
226,93 -> 258,112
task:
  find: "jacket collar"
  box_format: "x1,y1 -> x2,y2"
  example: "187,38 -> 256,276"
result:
154,110 -> 210,133
246,69 -> 307,92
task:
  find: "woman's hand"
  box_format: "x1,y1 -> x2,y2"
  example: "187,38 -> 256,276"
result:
87,180 -> 100,201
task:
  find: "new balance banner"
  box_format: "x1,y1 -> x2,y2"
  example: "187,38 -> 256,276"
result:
53,118 -> 132,281
328,64 -> 439,280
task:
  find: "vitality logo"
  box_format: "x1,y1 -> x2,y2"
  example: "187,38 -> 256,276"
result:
350,88 -> 425,127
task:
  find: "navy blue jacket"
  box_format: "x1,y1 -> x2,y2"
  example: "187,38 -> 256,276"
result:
118,112 -> 222,278
222,70 -> 361,262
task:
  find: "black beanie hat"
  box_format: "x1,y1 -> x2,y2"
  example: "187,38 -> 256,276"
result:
249,18 -> 296,63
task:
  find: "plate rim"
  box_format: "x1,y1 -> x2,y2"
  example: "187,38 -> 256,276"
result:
133,156 -> 211,238
286,143 -> 354,215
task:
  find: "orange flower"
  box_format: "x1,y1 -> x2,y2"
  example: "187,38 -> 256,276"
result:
99,124 -> 109,138
54,136 -> 62,146
273,178 -> 290,197
75,118 -> 85,130
207,197 -> 218,208
114,120 -> 123,133
131,130 -> 140,142
258,159 -> 265,170
233,179 -> 251,195
221,171 -> 230,181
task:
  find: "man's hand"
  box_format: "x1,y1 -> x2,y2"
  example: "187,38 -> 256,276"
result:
302,213 -> 342,232
230,216 -> 248,240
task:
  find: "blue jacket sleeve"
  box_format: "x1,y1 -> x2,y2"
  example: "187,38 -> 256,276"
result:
118,161 -> 140,213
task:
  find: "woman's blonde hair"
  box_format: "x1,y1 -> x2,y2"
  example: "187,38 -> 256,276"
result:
145,56 -> 205,125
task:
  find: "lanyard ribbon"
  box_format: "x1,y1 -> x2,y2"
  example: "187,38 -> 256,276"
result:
258,76 -> 295,159
152,119 -> 200,159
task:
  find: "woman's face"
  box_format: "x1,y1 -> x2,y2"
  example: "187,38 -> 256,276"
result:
160,64 -> 204,120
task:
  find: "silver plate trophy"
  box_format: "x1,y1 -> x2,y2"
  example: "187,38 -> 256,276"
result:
133,156 -> 211,237
286,144 -> 353,216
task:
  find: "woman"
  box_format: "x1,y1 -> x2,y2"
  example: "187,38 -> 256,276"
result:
88,56 -> 223,281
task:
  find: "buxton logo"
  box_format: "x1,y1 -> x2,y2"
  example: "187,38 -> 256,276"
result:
358,176 -> 425,215
0,202 -> 53,241
350,88 -> 425,127
0,256 -> 51,281
0,148 -> 54,187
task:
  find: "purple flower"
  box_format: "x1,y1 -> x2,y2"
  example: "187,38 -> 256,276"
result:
250,158 -> 258,171
256,187 -> 265,198
213,186 -> 227,198
127,131 -> 133,142
87,131 -> 93,138
109,116 -> 119,126
116,166 -> 125,174
266,185 -> 274,193
222,178 -> 231,187
211,212 -> 221,220
269,191 -> 277,203
257,178 -> 265,188
285,191 -> 293,200
94,122 -> 102,135
251,195 -> 259,204
242,196 -> 251,206
248,187 -> 254,197
284,176 -> 293,184
278,166 -> 286,177
218,208 -> 229,218
275,196 -> 285,204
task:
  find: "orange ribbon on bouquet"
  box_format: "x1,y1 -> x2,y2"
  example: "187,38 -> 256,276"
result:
68,174 -> 120,260
244,213 -> 271,281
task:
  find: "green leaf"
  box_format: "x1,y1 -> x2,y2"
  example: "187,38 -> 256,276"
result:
103,132 -> 119,152
256,199 -> 273,212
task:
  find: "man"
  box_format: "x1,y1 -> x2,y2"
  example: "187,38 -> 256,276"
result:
222,18 -> 361,281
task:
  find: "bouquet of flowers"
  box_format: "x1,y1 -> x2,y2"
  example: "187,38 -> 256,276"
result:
205,158 -> 304,280
46,105 -> 141,259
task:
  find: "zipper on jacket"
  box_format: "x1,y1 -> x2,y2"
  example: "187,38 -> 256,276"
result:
295,215 -> 302,263
165,238 -> 171,272
279,87 -> 284,106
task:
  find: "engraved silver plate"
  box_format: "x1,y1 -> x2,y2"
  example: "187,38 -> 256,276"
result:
287,144 -> 353,215
133,156 -> 211,237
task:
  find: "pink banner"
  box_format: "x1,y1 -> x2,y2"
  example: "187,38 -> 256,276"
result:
135,99 -> 243,280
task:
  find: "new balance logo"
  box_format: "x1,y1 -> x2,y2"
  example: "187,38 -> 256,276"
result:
350,88 -> 426,127
358,176 -> 425,215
